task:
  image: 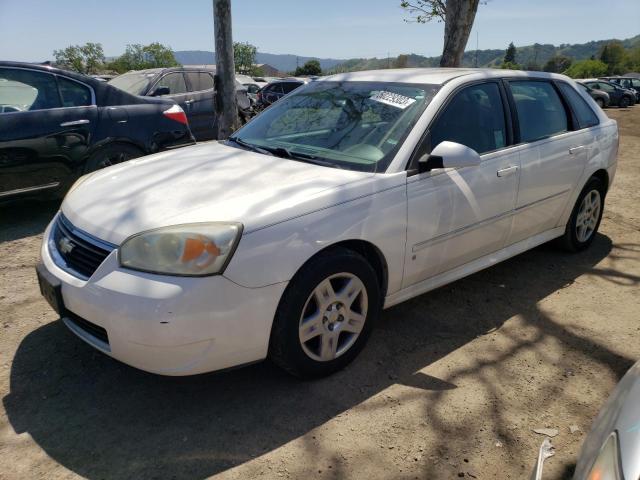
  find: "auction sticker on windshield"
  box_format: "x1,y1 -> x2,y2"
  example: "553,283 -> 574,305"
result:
370,91 -> 417,109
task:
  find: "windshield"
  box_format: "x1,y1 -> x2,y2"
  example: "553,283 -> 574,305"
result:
231,81 -> 439,172
108,72 -> 157,96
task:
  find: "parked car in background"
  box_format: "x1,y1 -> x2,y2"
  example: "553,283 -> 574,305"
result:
37,69 -> 617,379
577,81 -> 610,108
581,79 -> 636,108
242,81 -> 263,103
256,78 -> 306,108
0,61 -> 193,201
602,76 -> 640,102
109,67 -> 252,141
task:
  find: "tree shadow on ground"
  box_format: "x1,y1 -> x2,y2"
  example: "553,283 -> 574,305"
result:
4,233 -> 635,479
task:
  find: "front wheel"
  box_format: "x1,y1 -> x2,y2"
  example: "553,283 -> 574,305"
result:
595,98 -> 605,108
560,177 -> 605,252
619,96 -> 630,108
269,248 -> 381,378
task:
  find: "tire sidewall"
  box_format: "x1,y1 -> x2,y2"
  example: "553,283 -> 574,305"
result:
620,96 -> 630,108
565,177 -> 605,251
596,98 -> 604,108
270,249 -> 381,378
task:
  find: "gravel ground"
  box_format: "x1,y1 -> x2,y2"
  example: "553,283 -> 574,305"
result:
1,107 -> 639,480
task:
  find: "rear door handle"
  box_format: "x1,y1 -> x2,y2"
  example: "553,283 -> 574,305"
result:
60,119 -> 90,127
569,146 -> 586,154
497,165 -> 518,178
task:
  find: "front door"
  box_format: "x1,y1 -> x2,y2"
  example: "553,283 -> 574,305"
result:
404,81 -> 520,287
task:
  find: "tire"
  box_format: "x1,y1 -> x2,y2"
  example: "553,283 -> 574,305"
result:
269,247 -> 381,378
595,98 -> 605,109
560,177 -> 606,252
84,143 -> 144,173
619,96 -> 630,108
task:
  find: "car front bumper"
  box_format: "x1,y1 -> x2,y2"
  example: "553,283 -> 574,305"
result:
40,219 -> 287,376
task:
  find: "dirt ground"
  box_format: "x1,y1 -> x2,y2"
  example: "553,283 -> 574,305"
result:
1,107 -> 639,480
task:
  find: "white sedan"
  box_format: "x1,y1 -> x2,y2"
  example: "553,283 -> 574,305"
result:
37,68 -> 619,378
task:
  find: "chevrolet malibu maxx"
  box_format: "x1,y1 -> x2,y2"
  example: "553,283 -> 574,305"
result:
37,68 -> 618,378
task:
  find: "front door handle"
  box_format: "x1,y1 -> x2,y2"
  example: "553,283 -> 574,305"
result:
60,119 -> 90,127
569,146 -> 586,155
497,165 -> 518,178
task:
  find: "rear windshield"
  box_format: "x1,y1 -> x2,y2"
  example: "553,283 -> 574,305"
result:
108,72 -> 157,96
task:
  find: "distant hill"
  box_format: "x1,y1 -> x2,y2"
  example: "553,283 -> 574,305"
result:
329,34 -> 640,72
173,50 -> 344,72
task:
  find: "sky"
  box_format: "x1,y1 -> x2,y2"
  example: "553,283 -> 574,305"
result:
0,0 -> 639,61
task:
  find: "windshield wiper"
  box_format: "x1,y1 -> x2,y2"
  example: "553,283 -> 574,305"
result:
227,137 -> 273,156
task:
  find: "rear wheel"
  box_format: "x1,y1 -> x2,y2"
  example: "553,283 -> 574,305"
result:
84,143 -> 143,173
560,177 -> 605,252
619,96 -> 630,108
269,248 -> 381,378
595,98 -> 605,108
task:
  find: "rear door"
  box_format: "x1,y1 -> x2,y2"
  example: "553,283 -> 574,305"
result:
184,71 -> 216,141
0,67 -> 97,198
150,71 -> 191,118
505,79 -> 587,245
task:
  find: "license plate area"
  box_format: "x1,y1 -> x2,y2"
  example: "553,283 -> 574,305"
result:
36,263 -> 65,315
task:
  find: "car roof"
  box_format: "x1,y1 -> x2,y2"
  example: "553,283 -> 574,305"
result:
0,61 -> 101,84
323,68 -> 568,85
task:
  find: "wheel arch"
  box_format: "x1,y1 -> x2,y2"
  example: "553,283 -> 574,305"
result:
591,168 -> 610,194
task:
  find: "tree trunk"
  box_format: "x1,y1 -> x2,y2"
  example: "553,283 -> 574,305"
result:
213,0 -> 238,139
440,0 -> 480,67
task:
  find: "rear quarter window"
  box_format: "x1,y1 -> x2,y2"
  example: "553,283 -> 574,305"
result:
557,82 -> 599,129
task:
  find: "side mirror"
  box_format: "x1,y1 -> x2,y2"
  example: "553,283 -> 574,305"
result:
151,86 -> 170,96
418,141 -> 481,173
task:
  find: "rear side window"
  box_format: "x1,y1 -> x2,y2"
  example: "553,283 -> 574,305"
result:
430,82 -> 507,155
267,84 -> 284,94
157,72 -> 187,95
58,77 -> 92,107
185,72 -> 214,92
510,81 -> 568,142
281,82 -> 302,94
0,68 -> 61,112
557,82 -> 599,129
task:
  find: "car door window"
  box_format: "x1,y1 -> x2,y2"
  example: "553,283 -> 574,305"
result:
281,82 -> 302,94
557,82 -> 599,129
198,72 -> 215,91
596,83 -> 614,93
269,84 -> 284,95
157,73 -> 187,95
57,77 -> 92,107
430,82 -> 507,155
0,68 -> 61,112
510,81 -> 568,142
632,79 -> 640,88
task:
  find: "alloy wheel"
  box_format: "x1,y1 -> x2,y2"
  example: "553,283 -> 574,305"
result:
298,273 -> 368,362
576,189 -> 601,243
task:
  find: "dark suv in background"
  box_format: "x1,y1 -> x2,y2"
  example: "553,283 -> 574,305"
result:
109,67 -> 252,141
256,79 -> 306,109
0,62 -> 194,201
602,76 -> 640,102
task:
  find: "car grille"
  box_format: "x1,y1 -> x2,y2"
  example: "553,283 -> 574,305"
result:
66,310 -> 110,346
52,215 -> 115,279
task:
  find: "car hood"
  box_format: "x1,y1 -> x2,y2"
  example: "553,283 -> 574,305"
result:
62,142 -> 373,245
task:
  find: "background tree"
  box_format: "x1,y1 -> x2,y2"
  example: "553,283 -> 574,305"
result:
107,43 -> 179,73
53,42 -> 105,74
294,59 -> 322,76
564,59 -> 608,79
400,0 -> 482,67
233,42 -> 257,75
543,55 -> 572,73
503,42 -> 516,64
394,54 -> 409,68
600,41 -> 626,75
501,61 -> 520,70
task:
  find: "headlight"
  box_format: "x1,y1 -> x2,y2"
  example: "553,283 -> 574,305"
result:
586,433 -> 622,480
119,223 -> 242,276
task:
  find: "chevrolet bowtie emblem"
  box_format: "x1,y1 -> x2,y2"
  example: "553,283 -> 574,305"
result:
58,237 -> 75,254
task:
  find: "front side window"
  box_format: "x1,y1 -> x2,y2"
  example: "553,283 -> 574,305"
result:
157,73 -> 187,95
58,77 -> 92,107
232,81 -> 439,172
592,82 -> 614,93
430,82 -> 507,155
0,68 -> 60,112
510,80 -> 568,142
632,79 -> 640,88
282,82 -> 302,94
557,82 -> 598,129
